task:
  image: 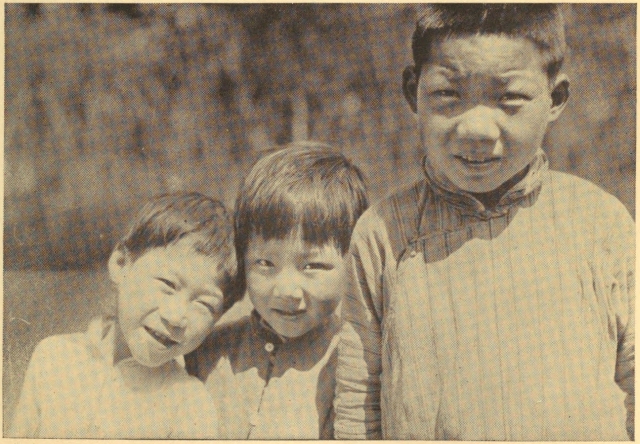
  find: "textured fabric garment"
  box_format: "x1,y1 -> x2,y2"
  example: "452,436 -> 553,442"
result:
334,152 -> 635,440
185,310 -> 340,439
9,317 -> 219,438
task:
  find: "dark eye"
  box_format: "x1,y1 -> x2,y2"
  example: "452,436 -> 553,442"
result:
255,259 -> 274,267
500,92 -> 532,104
195,297 -> 222,317
430,89 -> 460,99
303,262 -> 334,271
157,278 -> 176,291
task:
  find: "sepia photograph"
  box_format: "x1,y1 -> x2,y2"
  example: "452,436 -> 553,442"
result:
4,3 -> 635,439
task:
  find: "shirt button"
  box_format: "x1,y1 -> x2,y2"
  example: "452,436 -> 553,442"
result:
249,412 -> 259,426
265,342 -> 275,353
410,250 -> 417,257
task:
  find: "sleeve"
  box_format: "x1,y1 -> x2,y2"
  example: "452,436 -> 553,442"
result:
320,404 -> 336,439
334,215 -> 387,439
610,206 -> 635,440
170,381 -> 219,439
8,340 -> 48,437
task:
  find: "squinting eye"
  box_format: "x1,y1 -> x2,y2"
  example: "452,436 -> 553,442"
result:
430,89 -> 459,99
157,278 -> 176,292
195,298 -> 222,316
500,92 -> 532,104
255,259 -> 273,267
303,262 -> 335,271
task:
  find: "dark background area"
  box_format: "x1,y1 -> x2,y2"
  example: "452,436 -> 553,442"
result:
3,4 -> 636,433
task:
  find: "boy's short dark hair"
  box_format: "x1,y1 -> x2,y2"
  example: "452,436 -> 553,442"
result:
234,141 -> 369,296
412,4 -> 566,78
117,192 -> 238,309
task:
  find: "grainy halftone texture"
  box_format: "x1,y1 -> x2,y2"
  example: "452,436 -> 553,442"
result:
3,3 -> 636,438
336,155 -> 634,440
4,4 -> 635,269
8,318 -> 220,438
186,310 -> 340,439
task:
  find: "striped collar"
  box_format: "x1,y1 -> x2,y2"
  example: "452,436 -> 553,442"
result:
421,150 -> 548,219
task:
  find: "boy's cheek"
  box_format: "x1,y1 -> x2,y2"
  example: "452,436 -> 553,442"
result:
314,298 -> 341,319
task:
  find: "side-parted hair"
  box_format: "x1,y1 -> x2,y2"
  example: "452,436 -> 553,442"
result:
234,141 -> 369,296
412,4 -> 566,78
116,192 -> 238,309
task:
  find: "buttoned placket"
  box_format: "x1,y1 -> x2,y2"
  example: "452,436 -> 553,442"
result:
247,338 -> 279,437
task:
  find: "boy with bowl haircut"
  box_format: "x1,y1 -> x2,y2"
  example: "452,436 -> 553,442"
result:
10,192 -> 237,438
334,4 -> 634,440
186,142 -> 368,439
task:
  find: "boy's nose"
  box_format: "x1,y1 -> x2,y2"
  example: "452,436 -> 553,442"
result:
272,271 -> 306,308
158,297 -> 189,328
274,293 -> 307,313
456,106 -> 500,141
273,280 -> 304,301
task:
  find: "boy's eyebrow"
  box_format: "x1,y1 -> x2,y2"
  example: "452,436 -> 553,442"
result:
424,65 -> 466,82
498,70 -> 544,81
430,65 -> 460,75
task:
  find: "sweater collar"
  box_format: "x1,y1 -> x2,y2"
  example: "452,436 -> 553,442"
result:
422,149 -> 548,219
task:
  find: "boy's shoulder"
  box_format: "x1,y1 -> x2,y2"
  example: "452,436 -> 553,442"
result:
361,178 -> 426,227
31,329 -> 94,363
351,178 -> 428,259
24,326 -> 102,386
546,169 -> 632,217
191,315 -> 253,364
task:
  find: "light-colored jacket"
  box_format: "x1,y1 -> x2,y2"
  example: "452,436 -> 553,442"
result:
334,152 -> 635,440
9,317 -> 219,438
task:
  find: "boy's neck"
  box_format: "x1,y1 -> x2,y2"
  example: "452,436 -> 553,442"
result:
470,166 -> 529,210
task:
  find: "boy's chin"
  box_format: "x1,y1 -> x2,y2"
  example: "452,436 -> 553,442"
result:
128,347 -> 177,368
124,329 -> 179,367
270,317 -> 323,339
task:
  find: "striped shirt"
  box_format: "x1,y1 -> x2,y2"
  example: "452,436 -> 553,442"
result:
334,152 -> 634,440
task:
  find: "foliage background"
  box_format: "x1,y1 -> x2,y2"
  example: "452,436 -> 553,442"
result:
3,3 -> 636,432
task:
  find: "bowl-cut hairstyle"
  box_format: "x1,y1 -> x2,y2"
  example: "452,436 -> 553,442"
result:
234,141 -> 369,297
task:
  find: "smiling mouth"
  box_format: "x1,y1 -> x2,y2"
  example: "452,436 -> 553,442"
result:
144,326 -> 180,348
272,308 -> 307,317
455,155 -> 501,165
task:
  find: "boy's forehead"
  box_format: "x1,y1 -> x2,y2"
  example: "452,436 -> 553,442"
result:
424,34 -> 547,77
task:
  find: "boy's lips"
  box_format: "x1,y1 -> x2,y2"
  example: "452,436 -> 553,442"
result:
144,326 -> 180,348
271,308 -> 307,318
454,154 -> 502,172
454,154 -> 502,165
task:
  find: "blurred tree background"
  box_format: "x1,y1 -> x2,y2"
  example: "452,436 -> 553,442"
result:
2,4 -> 636,431
4,4 -> 636,270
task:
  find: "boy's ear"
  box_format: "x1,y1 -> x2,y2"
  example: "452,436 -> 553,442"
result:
548,74 -> 570,122
108,248 -> 127,285
402,65 -> 419,114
